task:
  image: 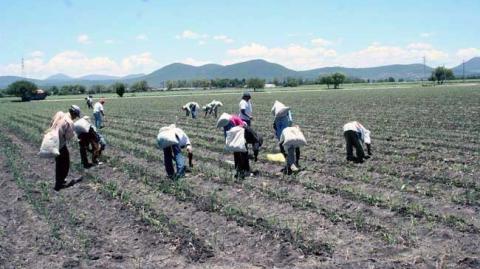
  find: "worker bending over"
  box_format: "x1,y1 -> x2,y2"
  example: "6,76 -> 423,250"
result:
182,102 -> 200,119
343,121 -> 372,163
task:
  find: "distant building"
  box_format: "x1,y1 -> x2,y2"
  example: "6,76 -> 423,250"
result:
265,83 -> 276,88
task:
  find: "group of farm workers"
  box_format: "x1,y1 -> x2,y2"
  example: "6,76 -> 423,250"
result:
41,92 -> 372,191
39,97 -> 107,190
182,100 -> 223,119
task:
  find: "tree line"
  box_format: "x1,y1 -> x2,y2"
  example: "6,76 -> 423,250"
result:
0,66 -> 464,101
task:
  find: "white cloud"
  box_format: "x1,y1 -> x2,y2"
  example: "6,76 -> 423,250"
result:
226,42 -> 451,69
136,34 -> 148,41
181,57 -> 211,66
0,51 -> 158,78
420,32 -> 435,38
227,42 -> 337,70
406,42 -> 433,50
213,35 -> 234,44
77,34 -> 91,44
30,50 -> 44,58
104,39 -> 115,44
456,48 -> 480,60
337,43 -> 449,67
121,52 -> 157,72
176,30 -> 208,40
311,38 -> 332,47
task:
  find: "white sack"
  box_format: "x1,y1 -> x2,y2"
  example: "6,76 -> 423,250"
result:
280,126 -> 307,147
216,113 -> 231,128
271,100 -> 290,118
39,128 -> 60,158
224,126 -> 247,152
73,117 -> 91,135
157,124 -> 179,149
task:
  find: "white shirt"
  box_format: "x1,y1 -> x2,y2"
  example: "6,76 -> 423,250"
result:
343,121 -> 371,144
93,102 -> 104,113
175,128 -> 191,147
239,99 -> 252,120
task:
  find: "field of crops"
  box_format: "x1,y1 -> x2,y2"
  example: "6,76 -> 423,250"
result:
1,84 -> 479,268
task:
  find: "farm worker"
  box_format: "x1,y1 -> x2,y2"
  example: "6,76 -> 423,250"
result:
343,121 -> 372,163
182,102 -> 200,119
219,114 -> 246,138
272,101 -> 301,169
239,92 -> 253,126
93,98 -> 105,129
235,126 -> 263,179
85,95 -> 93,109
160,126 -> 193,180
210,100 -> 223,118
73,116 -> 103,169
204,100 -> 223,118
50,105 -> 81,191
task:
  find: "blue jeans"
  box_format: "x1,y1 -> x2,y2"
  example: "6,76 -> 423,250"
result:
93,112 -> 102,129
274,115 -> 292,140
163,144 -> 185,178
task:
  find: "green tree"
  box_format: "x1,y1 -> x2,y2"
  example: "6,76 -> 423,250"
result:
7,80 -> 38,101
166,80 -> 175,90
247,78 -> 265,90
331,73 -> 346,89
112,82 -> 126,97
388,77 -> 395,82
318,75 -> 333,89
130,80 -> 149,92
89,84 -> 107,94
432,66 -> 455,84
49,85 -> 59,95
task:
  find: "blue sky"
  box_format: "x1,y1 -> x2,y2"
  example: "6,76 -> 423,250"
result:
0,0 -> 479,78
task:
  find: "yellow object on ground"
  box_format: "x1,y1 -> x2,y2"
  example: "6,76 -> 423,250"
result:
266,153 -> 286,163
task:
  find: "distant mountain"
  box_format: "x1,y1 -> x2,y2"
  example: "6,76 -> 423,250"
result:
121,73 -> 145,80
300,64 -> 433,80
0,76 -> 42,88
452,57 -> 480,76
46,73 -> 72,81
139,63 -> 224,85
1,58 -> 478,88
78,74 -> 120,81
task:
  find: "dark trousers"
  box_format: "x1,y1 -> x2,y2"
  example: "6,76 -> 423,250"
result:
163,145 -> 185,178
280,144 -> 301,166
233,152 -> 250,177
79,130 -> 100,166
344,130 -> 365,161
55,146 -> 70,188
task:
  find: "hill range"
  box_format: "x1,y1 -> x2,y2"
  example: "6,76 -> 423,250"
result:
1,57 -> 479,88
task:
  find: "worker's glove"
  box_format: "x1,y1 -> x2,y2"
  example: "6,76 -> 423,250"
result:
366,144 -> 372,155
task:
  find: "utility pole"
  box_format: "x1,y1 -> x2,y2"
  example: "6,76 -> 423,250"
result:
21,57 -> 25,78
423,56 -> 426,85
462,59 -> 465,83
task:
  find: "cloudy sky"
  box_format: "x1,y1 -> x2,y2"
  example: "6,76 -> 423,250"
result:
0,0 -> 479,78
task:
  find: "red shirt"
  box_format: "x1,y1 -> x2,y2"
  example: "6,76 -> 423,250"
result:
230,115 -> 245,126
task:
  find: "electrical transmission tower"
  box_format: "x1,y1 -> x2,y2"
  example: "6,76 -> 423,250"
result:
21,57 -> 25,78
423,56 -> 426,85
